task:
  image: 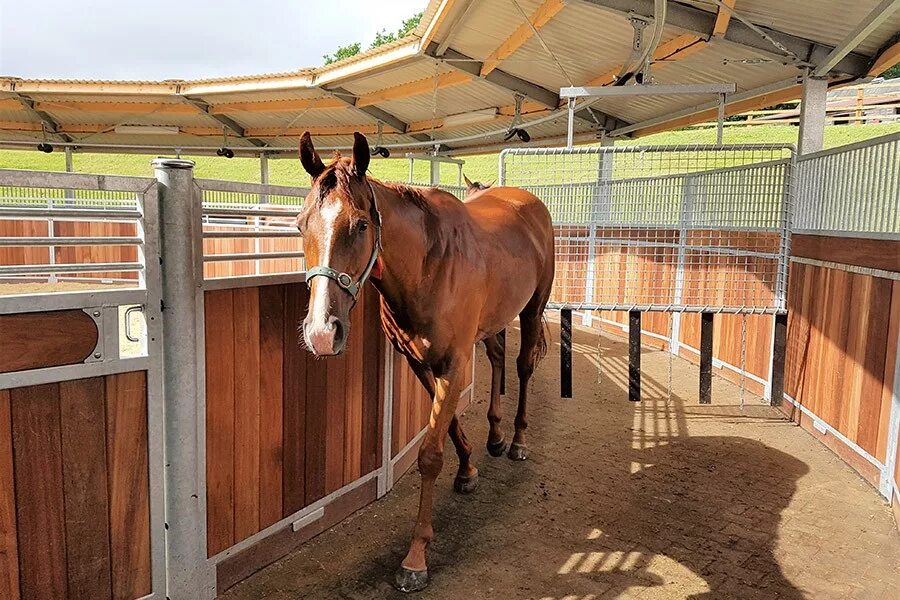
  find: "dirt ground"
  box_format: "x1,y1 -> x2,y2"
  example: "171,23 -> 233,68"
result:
224,320 -> 900,600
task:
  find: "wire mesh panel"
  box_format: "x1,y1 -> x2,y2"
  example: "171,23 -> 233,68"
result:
499,145 -> 795,314
795,132 -> 900,238
197,179 -> 307,280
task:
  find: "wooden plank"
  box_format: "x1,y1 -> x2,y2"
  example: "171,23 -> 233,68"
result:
282,283 -> 308,516
0,390 -> 19,600
700,313 -> 714,405
0,310 -> 98,373
712,0 -> 737,37
10,384 -> 68,600
876,280 -> 900,462
204,289 -> 236,556
360,289 -> 383,474
792,234 -> 900,272
343,300 -> 365,485
356,72 -> 470,108
60,378 -> 113,600
232,287 -> 261,542
258,285 -> 285,529
855,277 -> 892,455
325,350 -> 348,494
304,333 -> 329,505
210,97 -> 346,114
105,371 -> 151,600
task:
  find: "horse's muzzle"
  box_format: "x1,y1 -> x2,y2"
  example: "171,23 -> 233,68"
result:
304,315 -> 347,356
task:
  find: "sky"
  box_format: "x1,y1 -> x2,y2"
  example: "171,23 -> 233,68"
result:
0,0 -> 427,80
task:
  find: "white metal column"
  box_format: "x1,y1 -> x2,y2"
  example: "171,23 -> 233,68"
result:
798,74 -> 828,155
583,136 -> 614,326
153,158 -> 215,599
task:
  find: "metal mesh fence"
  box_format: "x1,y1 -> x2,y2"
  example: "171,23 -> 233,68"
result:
499,145 -> 795,314
795,132 -> 899,237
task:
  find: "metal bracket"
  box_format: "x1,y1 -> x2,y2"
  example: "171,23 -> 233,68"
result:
82,307 -> 105,363
627,14 -> 651,52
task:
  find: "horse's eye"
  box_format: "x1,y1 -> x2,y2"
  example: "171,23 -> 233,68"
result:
357,221 -> 368,232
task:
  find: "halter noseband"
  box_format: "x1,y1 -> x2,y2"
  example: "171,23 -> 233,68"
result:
305,182 -> 382,301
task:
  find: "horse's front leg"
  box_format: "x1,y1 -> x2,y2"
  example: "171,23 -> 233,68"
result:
395,353 -> 469,592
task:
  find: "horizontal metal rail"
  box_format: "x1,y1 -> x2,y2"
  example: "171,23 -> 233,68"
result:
0,206 -> 141,220
202,230 -> 298,239
202,207 -> 302,218
0,168 -> 154,193
546,302 -> 785,314
0,236 -> 142,246
196,178 -> 309,198
203,251 -> 305,262
0,262 -> 143,276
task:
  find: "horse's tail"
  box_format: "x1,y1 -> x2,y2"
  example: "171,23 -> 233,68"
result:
535,312 -> 550,364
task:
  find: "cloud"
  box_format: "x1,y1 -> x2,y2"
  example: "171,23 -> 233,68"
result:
0,0 -> 427,80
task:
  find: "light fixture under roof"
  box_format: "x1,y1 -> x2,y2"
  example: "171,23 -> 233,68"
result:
114,125 -> 180,135
442,108 -> 499,128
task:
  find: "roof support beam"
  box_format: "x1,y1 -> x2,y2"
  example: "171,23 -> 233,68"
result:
431,45 -> 630,132
9,92 -> 72,142
480,0 -> 566,76
813,0 -> 900,76
209,98 -> 347,114
323,86 -> 442,146
578,0 -> 871,77
355,72 -> 470,107
712,0 -> 737,38
181,96 -> 267,147
434,0 -> 478,56
868,34 -> 900,76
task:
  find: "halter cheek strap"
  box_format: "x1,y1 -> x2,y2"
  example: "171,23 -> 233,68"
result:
305,182 -> 383,302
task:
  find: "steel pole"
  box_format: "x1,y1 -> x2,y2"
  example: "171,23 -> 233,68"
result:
153,158 -> 215,599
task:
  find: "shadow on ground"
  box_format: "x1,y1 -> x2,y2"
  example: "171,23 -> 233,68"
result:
223,321 -> 899,600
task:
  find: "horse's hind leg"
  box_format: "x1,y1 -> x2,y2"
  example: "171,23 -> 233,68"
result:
509,299 -> 548,461
407,357 -> 478,494
482,334 -> 508,457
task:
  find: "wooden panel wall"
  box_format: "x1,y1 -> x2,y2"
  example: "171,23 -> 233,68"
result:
785,258 -> 899,465
0,372 -> 151,600
204,283 -> 384,557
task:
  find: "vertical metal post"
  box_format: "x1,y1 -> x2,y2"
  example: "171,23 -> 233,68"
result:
566,98 -> 576,149
64,146 -> 74,201
699,312 -> 714,405
408,157 -> 415,183
153,158 -> 214,599
769,312 -> 788,407
560,308 -> 572,398
716,93 -> 726,145
256,153 -> 269,276
499,328 -> 507,396
379,338 -> 395,498
798,73 -> 828,155
671,175 -> 694,356
430,158 -> 441,186
880,330 -> 900,501
583,136 -> 613,326
629,311 -> 641,402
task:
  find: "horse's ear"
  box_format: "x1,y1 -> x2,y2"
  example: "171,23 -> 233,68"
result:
351,132 -> 370,179
299,132 -> 325,180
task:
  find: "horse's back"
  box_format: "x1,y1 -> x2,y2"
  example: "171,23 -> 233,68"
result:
463,186 -> 554,257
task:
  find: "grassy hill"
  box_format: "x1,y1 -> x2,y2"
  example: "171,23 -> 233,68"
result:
1,124 -> 897,186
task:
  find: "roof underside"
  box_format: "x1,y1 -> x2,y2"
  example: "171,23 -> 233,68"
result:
1,0 -> 898,156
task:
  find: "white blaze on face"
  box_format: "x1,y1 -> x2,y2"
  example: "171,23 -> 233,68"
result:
309,199 -> 342,326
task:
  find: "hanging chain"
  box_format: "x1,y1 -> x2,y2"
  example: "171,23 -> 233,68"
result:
739,313 -> 747,410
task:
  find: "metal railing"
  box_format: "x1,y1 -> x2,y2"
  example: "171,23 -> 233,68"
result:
795,132 -> 900,238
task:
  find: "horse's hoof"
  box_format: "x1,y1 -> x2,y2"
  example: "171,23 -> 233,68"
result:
395,567 -> 429,593
507,442 -> 529,461
487,438 -> 508,457
454,472 -> 479,494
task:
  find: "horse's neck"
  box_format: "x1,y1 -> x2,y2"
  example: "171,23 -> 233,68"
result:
370,181 -> 435,317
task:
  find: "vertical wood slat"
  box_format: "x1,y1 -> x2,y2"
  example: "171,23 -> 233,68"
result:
0,390 -> 19,600
258,285 -> 285,529
343,298 -> 364,486
361,288 -> 383,474
232,287 -> 261,541
304,300 -> 328,505
325,349 -> 348,495
60,378 -> 112,600
283,283 -> 308,515
11,384 -> 68,600
856,277 -> 892,455
205,289 -> 236,556
876,280 -> 900,462
106,371 -> 151,600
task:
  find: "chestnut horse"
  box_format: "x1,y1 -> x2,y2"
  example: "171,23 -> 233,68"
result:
296,132 -> 555,592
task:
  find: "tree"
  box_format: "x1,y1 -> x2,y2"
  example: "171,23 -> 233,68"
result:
880,63 -> 900,79
323,12 -> 422,65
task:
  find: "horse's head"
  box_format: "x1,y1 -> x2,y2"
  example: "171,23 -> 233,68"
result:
463,174 -> 493,196
296,131 -> 379,356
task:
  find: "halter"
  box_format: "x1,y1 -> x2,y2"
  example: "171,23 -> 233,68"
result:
305,182 -> 382,302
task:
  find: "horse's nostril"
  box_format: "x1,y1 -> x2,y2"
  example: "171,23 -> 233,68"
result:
332,319 -> 345,347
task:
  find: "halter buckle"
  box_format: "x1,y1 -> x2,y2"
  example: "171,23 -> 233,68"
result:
337,272 -> 353,289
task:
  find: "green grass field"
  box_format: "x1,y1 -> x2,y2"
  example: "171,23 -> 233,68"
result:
1,124 -> 897,186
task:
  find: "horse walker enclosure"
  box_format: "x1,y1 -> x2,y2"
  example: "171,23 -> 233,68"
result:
0,127 -> 898,598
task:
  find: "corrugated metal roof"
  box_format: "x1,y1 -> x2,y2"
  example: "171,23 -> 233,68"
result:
0,0 -> 896,155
